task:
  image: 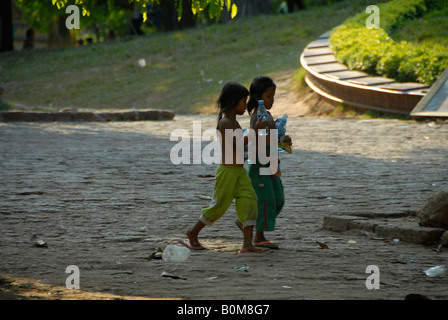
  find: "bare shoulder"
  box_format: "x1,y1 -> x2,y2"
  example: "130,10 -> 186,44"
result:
218,117 -> 237,131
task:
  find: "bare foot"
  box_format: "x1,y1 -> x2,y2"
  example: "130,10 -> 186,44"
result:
185,229 -> 206,250
254,231 -> 268,244
254,241 -> 279,249
239,245 -> 263,254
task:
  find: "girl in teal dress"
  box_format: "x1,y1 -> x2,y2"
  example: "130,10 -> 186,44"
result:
244,76 -> 286,248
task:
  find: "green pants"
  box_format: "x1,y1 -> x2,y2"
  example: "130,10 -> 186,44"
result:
248,163 -> 285,232
200,165 -> 258,227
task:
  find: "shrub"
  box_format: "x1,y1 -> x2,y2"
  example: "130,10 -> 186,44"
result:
331,25 -> 394,75
399,45 -> 448,84
377,41 -> 412,80
329,0 -> 448,85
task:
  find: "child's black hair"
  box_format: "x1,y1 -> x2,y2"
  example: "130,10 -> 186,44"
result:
217,82 -> 249,127
247,76 -> 276,115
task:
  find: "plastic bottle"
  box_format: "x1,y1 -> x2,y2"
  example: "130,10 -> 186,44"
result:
243,129 -> 253,164
275,114 -> 288,142
424,265 -> 446,277
257,100 -> 268,136
162,245 -> 190,262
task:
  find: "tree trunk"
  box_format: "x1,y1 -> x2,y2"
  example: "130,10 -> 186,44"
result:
236,0 -> 272,17
156,0 -> 195,31
0,0 -> 14,52
48,16 -> 72,47
221,0 -> 272,22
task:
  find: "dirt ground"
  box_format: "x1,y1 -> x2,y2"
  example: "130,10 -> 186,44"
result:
1,76 -> 448,301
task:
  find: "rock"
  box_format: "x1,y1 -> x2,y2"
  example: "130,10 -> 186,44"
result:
1,111 -> 24,121
138,110 -> 175,120
0,66 -> 3,99
0,109 -> 175,122
405,294 -> 432,300
323,215 -> 369,232
375,223 -> 445,244
71,111 -> 101,122
323,215 -> 446,244
417,191 -> 448,229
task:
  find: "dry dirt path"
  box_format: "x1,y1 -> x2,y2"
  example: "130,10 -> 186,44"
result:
1,105 -> 448,300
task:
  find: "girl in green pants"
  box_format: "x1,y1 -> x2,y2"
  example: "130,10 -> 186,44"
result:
183,82 -> 268,254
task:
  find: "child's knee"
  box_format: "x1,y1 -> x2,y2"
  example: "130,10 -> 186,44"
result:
201,195 -> 231,224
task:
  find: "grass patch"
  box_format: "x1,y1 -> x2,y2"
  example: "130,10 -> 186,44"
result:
291,66 -> 309,94
2,0 -> 383,114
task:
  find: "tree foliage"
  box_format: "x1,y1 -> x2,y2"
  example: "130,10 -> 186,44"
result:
46,0 -> 237,22
14,0 -> 237,39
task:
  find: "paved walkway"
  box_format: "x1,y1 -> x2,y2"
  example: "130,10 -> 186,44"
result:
1,115 -> 448,299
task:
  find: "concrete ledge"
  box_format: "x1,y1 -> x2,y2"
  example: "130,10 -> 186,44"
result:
323,215 -> 446,244
0,109 -> 175,122
375,223 -> 445,244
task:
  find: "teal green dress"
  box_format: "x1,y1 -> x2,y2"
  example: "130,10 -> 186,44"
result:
248,148 -> 285,232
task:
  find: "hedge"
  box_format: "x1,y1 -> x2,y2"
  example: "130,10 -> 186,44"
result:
329,0 -> 448,85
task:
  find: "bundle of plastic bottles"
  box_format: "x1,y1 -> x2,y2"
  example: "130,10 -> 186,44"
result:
275,114 -> 292,153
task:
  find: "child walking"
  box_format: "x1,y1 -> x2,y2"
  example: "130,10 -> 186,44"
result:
183,82 -> 266,254
245,76 -> 286,249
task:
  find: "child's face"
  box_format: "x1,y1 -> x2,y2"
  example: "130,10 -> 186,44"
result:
261,86 -> 276,109
235,97 -> 247,115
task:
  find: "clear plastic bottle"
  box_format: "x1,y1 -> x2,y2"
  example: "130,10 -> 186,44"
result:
257,100 -> 268,136
162,245 -> 190,262
243,129 -> 253,164
424,265 -> 446,277
275,114 -> 288,141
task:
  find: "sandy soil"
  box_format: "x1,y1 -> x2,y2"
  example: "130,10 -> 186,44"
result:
1,76 -> 448,301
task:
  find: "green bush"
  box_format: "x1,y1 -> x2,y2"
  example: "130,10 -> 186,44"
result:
331,25 -> 394,75
344,0 -> 428,32
329,0 -> 448,85
399,46 -> 448,84
376,41 -> 411,80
